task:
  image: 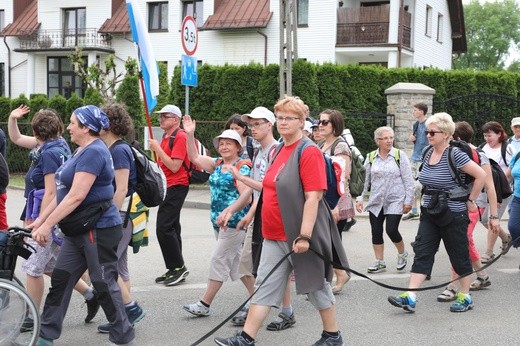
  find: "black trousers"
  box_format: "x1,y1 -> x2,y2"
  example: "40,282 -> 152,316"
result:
156,184 -> 189,270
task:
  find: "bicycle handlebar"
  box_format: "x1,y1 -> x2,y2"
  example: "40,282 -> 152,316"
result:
7,226 -> 33,239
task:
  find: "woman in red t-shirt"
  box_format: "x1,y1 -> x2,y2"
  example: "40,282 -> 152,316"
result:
215,96 -> 347,346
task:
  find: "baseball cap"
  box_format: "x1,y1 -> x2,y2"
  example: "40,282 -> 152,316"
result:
213,129 -> 244,156
241,106 -> 275,124
154,105 -> 182,118
304,120 -> 313,133
512,117 -> 520,126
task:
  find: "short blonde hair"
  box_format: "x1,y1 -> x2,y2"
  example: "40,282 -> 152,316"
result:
425,112 -> 455,136
274,96 -> 308,120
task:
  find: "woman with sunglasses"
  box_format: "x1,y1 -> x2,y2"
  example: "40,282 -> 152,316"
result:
388,112 -> 486,314
317,109 -> 352,294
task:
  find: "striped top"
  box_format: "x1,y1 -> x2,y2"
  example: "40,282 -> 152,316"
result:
419,147 -> 471,212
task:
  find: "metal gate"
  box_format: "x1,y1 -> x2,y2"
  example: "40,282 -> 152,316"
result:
433,93 -> 520,141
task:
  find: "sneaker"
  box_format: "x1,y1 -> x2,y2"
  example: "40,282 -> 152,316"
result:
342,219 -> 357,232
36,337 -> 53,346
183,301 -> 210,317
155,270 -> 172,283
470,276 -> 491,291
85,293 -> 100,323
98,302 -> 146,333
388,292 -> 416,312
214,333 -> 255,346
402,211 -> 420,220
163,266 -> 189,286
20,316 -> 33,332
231,306 -> 248,326
312,331 -> 345,346
501,234 -> 513,256
450,292 -> 473,312
126,302 -> 145,325
396,251 -> 408,271
367,260 -> 386,273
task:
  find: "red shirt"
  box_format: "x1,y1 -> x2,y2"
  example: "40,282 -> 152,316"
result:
262,139 -> 327,241
159,129 -> 190,187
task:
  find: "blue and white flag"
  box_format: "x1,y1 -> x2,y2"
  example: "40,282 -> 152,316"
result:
126,0 -> 159,113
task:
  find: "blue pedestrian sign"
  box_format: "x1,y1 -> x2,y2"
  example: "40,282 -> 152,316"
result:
181,54 -> 198,87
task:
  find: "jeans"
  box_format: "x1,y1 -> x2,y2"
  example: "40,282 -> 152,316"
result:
508,196 -> 520,248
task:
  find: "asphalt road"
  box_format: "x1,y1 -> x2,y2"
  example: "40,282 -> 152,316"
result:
6,188 -> 520,346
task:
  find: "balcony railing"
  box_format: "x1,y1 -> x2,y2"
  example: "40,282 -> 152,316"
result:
17,28 -> 113,51
336,6 -> 411,49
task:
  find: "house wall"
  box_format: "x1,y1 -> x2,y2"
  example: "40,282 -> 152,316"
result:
412,0 -> 452,69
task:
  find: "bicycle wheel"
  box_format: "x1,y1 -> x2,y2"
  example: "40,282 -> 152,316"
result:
0,278 -> 40,346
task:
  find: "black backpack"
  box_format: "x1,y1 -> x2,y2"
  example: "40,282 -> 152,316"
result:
115,140 -> 167,208
476,148 -> 513,204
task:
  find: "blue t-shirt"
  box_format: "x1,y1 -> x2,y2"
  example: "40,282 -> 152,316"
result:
419,147 -> 471,212
24,138 -> 71,197
510,154 -> 520,198
411,120 -> 428,162
109,142 -> 137,197
209,159 -> 251,230
55,139 -> 121,228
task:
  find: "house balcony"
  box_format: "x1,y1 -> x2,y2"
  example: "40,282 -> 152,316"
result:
14,29 -> 114,53
336,6 -> 411,49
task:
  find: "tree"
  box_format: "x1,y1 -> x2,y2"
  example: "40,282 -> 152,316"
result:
69,47 -> 124,102
453,0 -> 520,70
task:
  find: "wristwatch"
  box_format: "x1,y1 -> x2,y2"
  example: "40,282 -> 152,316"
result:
489,215 -> 499,220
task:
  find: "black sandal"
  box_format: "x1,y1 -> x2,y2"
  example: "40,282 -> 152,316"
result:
266,312 -> 296,331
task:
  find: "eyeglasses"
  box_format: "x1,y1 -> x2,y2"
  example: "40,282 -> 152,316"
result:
377,136 -> 394,141
249,120 -> 269,129
425,130 -> 443,136
159,114 -> 176,119
318,119 -> 331,126
275,116 -> 300,122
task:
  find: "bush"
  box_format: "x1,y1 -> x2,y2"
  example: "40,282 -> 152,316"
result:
29,95 -> 49,118
65,93 -> 84,122
11,94 -> 30,112
0,97 -> 12,122
83,88 -> 104,107
48,94 -> 68,120
116,74 -> 144,125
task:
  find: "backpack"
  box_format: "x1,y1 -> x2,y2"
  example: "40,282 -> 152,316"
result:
169,130 -> 211,184
421,140 -> 479,201
478,140 -> 508,166
367,148 -> 400,191
246,136 -> 255,161
117,140 -> 167,208
346,144 -> 366,198
305,139 -> 346,209
215,158 -> 253,187
476,148 -> 513,204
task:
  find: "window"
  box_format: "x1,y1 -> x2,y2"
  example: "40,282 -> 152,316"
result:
297,0 -> 309,26
0,10 -> 4,31
182,0 -> 203,28
425,5 -> 432,37
149,2 -> 168,31
63,8 -> 86,47
47,57 -> 86,99
437,13 -> 444,43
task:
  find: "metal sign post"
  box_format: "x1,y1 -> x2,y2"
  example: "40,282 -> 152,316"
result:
181,16 -> 198,115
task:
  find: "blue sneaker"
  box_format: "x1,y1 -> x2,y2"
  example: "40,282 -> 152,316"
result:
126,302 -> 145,325
388,292 -> 416,312
36,337 -> 53,346
450,292 -> 473,312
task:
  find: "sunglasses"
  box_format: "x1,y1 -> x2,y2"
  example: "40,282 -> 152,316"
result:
425,130 -> 443,136
318,119 -> 331,126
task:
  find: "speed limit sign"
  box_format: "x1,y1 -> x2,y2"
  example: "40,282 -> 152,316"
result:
181,16 -> 198,56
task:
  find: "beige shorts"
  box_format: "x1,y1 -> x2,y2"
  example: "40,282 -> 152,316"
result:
238,223 -> 254,277
21,237 -> 60,277
208,227 -> 247,282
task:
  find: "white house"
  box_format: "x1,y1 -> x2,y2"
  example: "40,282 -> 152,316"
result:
0,0 -> 465,99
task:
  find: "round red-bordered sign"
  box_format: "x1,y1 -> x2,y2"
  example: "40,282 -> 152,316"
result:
181,16 -> 198,56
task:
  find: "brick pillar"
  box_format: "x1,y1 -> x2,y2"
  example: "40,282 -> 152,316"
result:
385,83 -> 435,156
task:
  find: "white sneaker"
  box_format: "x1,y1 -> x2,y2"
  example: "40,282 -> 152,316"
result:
183,301 -> 210,316
367,260 -> 386,273
397,251 -> 408,271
